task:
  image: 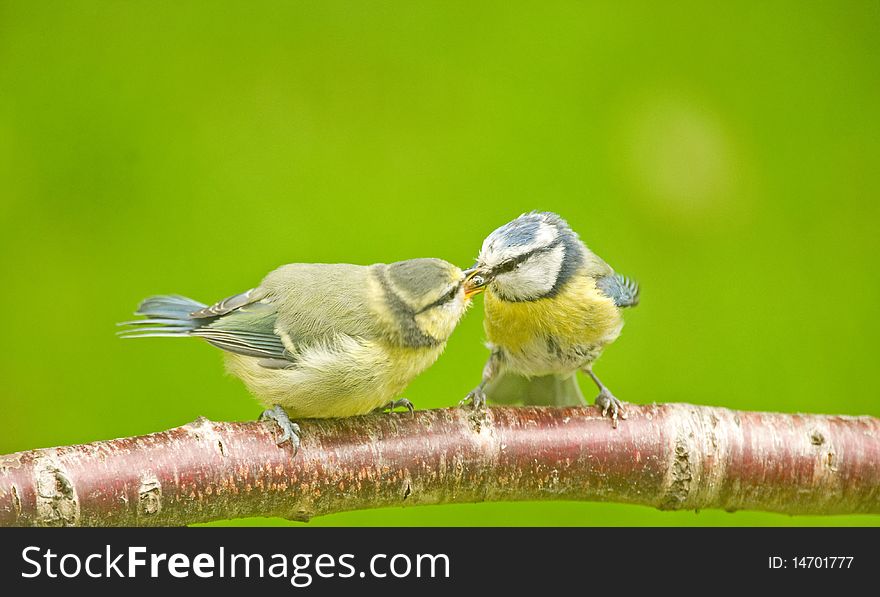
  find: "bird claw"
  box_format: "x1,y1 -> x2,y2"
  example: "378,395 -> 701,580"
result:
459,388 -> 487,410
595,389 -> 627,429
259,405 -> 301,455
379,398 -> 415,416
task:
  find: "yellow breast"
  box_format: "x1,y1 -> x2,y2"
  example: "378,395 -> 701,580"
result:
484,273 -> 622,353
380,343 -> 447,396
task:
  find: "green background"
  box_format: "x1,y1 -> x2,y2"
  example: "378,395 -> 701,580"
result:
1,1 -> 877,526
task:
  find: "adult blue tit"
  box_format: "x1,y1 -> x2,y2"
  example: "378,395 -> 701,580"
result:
462,211 -> 639,427
119,258 -> 473,451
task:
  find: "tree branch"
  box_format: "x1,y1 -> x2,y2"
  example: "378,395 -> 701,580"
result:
1,404 -> 878,526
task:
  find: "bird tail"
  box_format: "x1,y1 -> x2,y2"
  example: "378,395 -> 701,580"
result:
485,371 -> 587,407
117,294 -> 208,338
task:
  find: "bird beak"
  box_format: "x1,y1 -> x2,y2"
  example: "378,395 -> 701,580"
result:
463,267 -> 489,298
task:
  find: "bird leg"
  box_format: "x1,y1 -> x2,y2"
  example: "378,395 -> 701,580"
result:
259,405 -> 302,455
584,367 -> 627,429
460,350 -> 500,410
377,398 -> 415,416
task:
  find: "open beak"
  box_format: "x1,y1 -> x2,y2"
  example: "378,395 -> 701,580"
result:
463,267 -> 489,298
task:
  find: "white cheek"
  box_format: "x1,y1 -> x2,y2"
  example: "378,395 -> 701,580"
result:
495,268 -> 553,299
493,245 -> 565,300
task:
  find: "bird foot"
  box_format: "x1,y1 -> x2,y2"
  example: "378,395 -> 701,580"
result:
259,405 -> 301,455
595,389 -> 627,429
459,388 -> 487,410
378,398 -> 415,416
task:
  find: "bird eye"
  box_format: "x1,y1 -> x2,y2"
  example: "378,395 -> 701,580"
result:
471,275 -> 485,287
496,260 -> 517,274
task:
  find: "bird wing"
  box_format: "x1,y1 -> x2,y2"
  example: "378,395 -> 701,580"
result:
190,294 -> 293,365
596,273 -> 640,308
193,264 -> 385,366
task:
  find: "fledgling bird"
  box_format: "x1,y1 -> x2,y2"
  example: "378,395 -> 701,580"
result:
119,258 -> 475,450
462,211 -> 639,426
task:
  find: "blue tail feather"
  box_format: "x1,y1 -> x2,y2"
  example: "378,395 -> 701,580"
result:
119,295 -> 208,338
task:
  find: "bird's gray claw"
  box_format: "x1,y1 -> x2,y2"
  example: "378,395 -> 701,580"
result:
380,398 -> 415,416
260,405 -> 301,455
595,390 -> 626,429
459,389 -> 487,410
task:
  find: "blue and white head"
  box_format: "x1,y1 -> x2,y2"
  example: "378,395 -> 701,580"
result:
465,211 -> 585,302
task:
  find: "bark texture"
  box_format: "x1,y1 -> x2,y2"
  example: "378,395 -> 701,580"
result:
0,404 -> 878,526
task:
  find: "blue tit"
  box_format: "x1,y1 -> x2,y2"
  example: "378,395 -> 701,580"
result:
119,258 -> 473,450
462,211 -> 639,427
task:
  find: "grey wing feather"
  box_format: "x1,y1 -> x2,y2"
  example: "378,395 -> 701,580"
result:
191,300 -> 293,364
596,273 -> 640,308
257,358 -> 295,370
189,288 -> 262,319
198,333 -> 288,360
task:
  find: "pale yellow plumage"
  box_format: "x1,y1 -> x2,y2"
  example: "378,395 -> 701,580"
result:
121,258 -> 470,426
225,340 -> 447,418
